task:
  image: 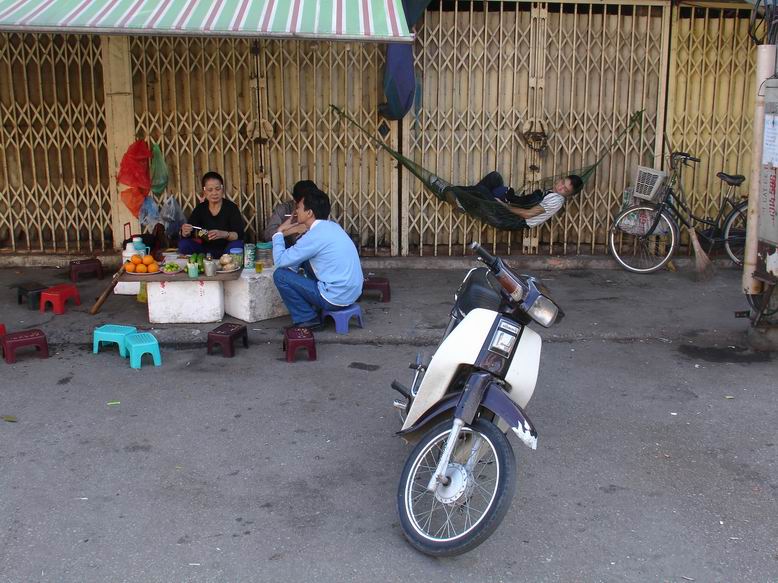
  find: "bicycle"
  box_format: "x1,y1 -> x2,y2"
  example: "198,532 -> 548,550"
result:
608,152 -> 748,274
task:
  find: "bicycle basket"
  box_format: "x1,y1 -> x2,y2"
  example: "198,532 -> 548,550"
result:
632,166 -> 667,203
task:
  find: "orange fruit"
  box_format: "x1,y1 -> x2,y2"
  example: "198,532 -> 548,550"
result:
124,262 -> 136,272
135,264 -> 148,273
142,254 -> 155,265
147,262 -> 159,273
130,255 -> 143,265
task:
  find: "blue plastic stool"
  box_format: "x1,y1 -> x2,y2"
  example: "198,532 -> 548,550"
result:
93,324 -> 137,358
321,304 -> 364,334
125,332 -> 162,369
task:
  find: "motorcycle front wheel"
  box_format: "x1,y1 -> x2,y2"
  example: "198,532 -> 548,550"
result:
397,418 -> 517,556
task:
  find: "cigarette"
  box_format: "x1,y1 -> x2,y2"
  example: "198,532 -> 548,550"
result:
284,214 -> 292,217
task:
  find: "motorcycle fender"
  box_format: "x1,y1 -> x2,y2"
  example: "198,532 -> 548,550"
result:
397,377 -> 538,451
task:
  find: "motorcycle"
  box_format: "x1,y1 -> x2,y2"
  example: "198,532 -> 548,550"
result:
390,242 -> 563,556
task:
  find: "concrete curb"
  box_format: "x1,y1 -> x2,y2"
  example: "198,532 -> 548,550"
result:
0,251 -> 737,271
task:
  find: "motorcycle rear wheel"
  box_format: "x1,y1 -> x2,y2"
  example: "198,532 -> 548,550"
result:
397,418 -> 516,556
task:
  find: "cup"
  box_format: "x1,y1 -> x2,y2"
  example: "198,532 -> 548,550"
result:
204,260 -> 216,277
254,261 -> 264,273
187,263 -> 199,278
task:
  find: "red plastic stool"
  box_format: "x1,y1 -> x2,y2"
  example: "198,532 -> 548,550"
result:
2,329 -> 49,364
207,323 -> 248,357
69,258 -> 103,282
362,276 -> 391,302
40,284 -> 81,315
282,327 -> 317,363
0,324 -> 6,337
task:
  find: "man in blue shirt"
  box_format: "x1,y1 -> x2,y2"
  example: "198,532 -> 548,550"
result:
272,188 -> 363,329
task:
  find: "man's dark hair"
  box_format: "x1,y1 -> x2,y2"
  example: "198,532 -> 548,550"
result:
302,189 -> 331,220
201,171 -> 224,188
292,180 -> 318,202
567,174 -> 583,194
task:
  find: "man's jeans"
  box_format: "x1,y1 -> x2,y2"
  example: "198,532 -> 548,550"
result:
273,266 -> 346,324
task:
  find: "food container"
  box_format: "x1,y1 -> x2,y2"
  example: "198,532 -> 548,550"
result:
204,258 -> 216,276
243,243 -> 255,268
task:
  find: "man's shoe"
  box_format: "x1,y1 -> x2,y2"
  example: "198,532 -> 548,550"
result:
291,317 -> 322,330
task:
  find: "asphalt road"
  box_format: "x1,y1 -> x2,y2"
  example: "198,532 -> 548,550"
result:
0,267 -> 775,582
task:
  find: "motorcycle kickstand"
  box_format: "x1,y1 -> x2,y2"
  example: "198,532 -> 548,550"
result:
427,418 -> 465,492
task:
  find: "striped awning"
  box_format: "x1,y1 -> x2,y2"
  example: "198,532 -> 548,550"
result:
0,0 -> 413,42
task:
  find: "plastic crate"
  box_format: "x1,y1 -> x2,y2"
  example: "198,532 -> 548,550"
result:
632,166 -> 667,202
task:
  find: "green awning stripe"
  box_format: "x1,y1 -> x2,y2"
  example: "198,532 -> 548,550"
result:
0,0 -> 413,41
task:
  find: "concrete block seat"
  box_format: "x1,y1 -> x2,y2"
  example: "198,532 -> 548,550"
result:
40,283 -> 81,315
14,281 -> 48,310
283,327 -> 317,363
321,304 -> 363,335
2,329 -> 49,364
124,332 -> 162,369
361,276 -> 391,302
207,323 -> 248,358
93,324 -> 138,357
70,258 -> 104,282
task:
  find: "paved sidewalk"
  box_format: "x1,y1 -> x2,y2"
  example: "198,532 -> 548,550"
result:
0,263 -> 752,348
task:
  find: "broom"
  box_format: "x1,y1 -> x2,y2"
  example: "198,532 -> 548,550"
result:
687,226 -> 714,280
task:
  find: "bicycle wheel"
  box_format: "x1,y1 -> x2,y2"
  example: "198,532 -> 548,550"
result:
609,205 -> 678,273
723,201 -> 748,266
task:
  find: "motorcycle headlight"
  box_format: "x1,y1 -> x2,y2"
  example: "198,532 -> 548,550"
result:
526,295 -> 559,327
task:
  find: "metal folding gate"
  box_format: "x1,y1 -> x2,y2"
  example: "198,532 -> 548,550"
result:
0,33 -> 110,252
401,0 -> 670,256
0,2 -> 758,256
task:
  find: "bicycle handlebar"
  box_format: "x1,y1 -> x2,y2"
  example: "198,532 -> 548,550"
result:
671,152 -> 700,163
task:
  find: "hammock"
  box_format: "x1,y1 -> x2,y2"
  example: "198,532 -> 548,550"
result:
331,105 -> 644,231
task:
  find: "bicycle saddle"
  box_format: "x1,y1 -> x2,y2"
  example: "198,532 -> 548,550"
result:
716,172 -> 745,186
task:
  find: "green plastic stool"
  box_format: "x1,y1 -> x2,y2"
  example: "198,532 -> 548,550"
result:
125,332 -> 162,369
93,324 -> 137,358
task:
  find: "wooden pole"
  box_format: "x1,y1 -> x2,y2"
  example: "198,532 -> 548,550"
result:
101,35 -> 139,250
743,45 -> 775,295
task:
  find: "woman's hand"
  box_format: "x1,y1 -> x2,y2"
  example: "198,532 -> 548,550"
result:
181,223 -> 193,237
207,230 -> 230,241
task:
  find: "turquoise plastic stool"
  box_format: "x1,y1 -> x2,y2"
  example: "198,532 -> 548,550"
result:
321,304 -> 364,334
125,332 -> 162,369
93,324 -> 137,358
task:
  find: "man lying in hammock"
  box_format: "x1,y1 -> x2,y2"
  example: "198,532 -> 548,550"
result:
472,170 -> 584,229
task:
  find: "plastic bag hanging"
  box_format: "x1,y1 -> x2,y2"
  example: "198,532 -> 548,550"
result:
117,140 -> 152,191
138,195 -> 162,229
160,194 -> 187,238
150,143 -> 169,195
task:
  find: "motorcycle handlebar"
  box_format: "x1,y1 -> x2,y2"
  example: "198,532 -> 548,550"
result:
469,242 -> 499,269
470,242 -> 525,301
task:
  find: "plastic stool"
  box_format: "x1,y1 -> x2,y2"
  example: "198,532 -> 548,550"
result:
321,304 -> 363,334
70,258 -> 104,282
362,277 -> 391,302
207,323 -> 248,358
0,323 -> 6,337
40,284 -> 81,315
16,282 -> 48,310
93,324 -> 138,357
283,327 -> 317,362
125,332 -> 162,369
2,329 -> 49,364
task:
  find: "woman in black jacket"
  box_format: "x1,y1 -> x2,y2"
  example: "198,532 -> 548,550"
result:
178,171 -> 245,258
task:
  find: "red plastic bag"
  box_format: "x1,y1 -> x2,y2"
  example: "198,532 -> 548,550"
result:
120,186 -> 147,218
117,140 -> 152,191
